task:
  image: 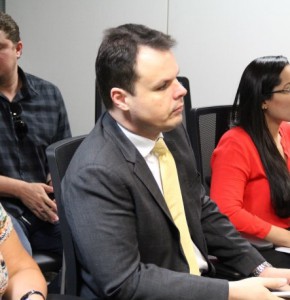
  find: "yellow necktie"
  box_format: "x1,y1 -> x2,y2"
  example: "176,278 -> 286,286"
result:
153,138 -> 200,275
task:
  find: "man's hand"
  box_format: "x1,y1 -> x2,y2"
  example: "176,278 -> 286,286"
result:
18,182 -> 59,223
229,277 -> 288,300
259,267 -> 290,295
261,267 -> 290,283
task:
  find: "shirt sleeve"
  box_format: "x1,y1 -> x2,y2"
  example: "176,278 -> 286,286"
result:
0,204 -> 13,245
52,87 -> 72,142
210,129 -> 271,238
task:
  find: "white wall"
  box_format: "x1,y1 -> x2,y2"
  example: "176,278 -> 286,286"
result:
6,0 -> 290,135
169,0 -> 290,108
6,0 -> 168,135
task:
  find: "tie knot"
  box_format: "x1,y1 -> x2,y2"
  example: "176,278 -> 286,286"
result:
152,138 -> 168,156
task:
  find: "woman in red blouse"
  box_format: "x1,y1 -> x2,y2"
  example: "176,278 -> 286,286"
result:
210,55 -> 290,267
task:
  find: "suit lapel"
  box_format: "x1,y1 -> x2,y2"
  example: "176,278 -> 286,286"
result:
133,157 -> 173,220
102,113 -> 207,255
102,113 -> 173,221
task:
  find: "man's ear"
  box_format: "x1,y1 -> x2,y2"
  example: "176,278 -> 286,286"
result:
111,87 -> 129,111
15,41 -> 23,58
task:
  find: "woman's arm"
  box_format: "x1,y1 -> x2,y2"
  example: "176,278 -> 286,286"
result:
265,225 -> 290,247
2,229 -> 47,300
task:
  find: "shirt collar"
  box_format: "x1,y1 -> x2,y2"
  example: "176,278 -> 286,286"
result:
18,66 -> 38,98
117,124 -> 162,157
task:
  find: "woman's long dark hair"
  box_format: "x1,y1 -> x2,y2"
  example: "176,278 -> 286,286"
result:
232,55 -> 290,218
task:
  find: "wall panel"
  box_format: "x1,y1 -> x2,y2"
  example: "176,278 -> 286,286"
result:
7,0 -> 168,135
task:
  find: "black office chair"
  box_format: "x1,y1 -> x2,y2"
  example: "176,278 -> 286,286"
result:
177,76 -> 192,134
190,105 -> 232,194
189,105 -> 273,251
46,135 -> 87,297
33,251 -> 62,274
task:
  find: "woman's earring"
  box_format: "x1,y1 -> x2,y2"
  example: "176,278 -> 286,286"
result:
262,105 -> 268,110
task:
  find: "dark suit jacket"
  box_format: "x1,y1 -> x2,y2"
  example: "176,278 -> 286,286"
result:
62,112 -> 265,300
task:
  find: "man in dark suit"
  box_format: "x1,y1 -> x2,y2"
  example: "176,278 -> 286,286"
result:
62,24 -> 290,299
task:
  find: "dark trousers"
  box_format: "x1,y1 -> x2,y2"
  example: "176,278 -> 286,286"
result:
10,209 -> 63,257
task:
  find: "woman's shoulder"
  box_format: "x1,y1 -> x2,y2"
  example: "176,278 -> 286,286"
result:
213,127 -> 256,160
219,126 -> 252,144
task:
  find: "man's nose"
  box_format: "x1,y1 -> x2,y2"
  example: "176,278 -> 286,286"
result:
174,79 -> 187,99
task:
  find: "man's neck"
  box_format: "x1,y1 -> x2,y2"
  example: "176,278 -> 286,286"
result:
109,110 -> 159,141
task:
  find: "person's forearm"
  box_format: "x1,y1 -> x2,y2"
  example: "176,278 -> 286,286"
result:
4,268 -> 47,300
0,175 -> 28,199
265,225 -> 290,247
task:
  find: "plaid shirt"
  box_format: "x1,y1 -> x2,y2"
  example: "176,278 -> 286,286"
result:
0,67 -> 71,183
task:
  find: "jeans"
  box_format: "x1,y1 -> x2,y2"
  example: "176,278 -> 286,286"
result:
11,215 -> 32,254
10,210 -> 63,257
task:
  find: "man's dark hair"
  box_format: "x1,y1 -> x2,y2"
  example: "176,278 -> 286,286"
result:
0,11 -> 20,44
95,24 -> 176,109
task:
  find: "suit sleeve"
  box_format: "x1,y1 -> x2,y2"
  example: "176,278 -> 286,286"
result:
200,187 -> 265,275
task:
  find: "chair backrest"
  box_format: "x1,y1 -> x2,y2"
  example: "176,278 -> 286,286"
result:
46,135 -> 87,296
189,105 -> 232,194
177,76 -> 192,136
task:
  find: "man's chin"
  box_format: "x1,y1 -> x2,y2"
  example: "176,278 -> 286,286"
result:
162,118 -> 183,132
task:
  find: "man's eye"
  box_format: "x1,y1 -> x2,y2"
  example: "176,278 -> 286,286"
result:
156,83 -> 168,91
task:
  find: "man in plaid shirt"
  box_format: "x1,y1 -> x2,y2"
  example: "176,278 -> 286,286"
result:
0,11 -> 71,258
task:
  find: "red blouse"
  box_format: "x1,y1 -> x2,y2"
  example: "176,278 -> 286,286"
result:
210,122 -> 290,239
